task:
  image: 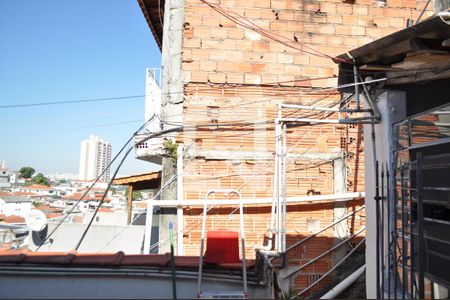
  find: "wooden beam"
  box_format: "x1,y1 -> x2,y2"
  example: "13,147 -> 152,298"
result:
387,67 -> 450,85
113,172 -> 161,185
130,180 -> 161,191
127,184 -> 133,225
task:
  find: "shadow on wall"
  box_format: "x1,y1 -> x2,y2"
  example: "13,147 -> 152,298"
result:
275,233 -> 365,298
181,199 -> 365,296
277,200 -> 365,297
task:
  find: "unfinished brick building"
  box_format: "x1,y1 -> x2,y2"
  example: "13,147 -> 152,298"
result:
136,0 -> 434,295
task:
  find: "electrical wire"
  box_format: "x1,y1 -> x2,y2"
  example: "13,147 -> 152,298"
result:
75,145 -> 134,250
158,95 -> 346,130
22,0 -> 439,252
5,94 -> 340,138
199,0 -> 349,63
160,95 -> 343,128
75,125 -> 185,250
24,109 -> 141,123
4,55 -> 442,112
66,75 -> 372,252
146,103 -> 342,252
36,116 -> 157,251
95,210 -> 145,253
0,95 -> 145,109
125,175 -> 179,253
164,89 -> 340,119
416,0 -> 433,24
1,120 -> 143,137
1,72 -> 384,111
0,77 -> 335,110
155,96 -> 346,149
140,109 -> 341,251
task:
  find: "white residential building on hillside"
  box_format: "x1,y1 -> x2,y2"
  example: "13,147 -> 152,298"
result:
78,135 -> 112,182
0,196 -> 32,217
16,185 -> 62,198
0,169 -> 11,189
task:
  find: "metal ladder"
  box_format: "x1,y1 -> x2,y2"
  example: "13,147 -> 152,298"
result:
197,189 -> 248,299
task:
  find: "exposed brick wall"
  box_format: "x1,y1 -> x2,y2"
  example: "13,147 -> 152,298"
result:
183,0 -> 433,88
173,0 -> 432,294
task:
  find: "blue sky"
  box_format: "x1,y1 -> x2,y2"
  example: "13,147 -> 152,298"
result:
0,1 -> 161,176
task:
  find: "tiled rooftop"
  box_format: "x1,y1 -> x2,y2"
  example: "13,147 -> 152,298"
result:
45,213 -> 63,219
35,205 -> 63,212
0,250 -> 254,270
22,184 -> 53,190
0,215 -> 25,224
63,193 -> 111,202
12,192 -> 39,196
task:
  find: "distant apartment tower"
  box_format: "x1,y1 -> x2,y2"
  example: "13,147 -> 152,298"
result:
0,160 -> 5,169
78,135 -> 112,182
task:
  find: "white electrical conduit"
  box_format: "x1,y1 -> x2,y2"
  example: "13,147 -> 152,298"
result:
143,193 -> 364,254
320,264 -> 366,299
142,192 -> 364,207
278,117 -> 340,124
279,103 -> 372,113
176,144 -> 184,255
266,112 -> 282,252
280,103 -> 341,112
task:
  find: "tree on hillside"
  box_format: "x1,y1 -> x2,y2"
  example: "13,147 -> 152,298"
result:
32,173 -> 50,186
125,187 -> 143,200
19,167 -> 35,179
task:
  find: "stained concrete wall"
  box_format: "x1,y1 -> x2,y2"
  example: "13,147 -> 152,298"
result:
0,268 -> 272,299
159,0 -> 185,254
363,90 -> 406,298
29,223 -> 147,254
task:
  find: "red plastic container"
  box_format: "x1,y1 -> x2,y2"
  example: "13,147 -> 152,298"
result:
204,230 -> 240,264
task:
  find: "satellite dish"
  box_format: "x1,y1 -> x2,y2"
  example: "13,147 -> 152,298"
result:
26,210 -> 48,232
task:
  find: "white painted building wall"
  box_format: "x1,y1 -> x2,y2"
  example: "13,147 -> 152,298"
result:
28,222 -> 146,253
83,211 -> 128,226
50,199 -> 67,208
0,170 -> 11,189
0,197 -> 32,217
17,186 -> 62,197
144,68 -> 161,133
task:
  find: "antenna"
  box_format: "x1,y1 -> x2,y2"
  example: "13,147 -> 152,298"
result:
26,210 -> 48,232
